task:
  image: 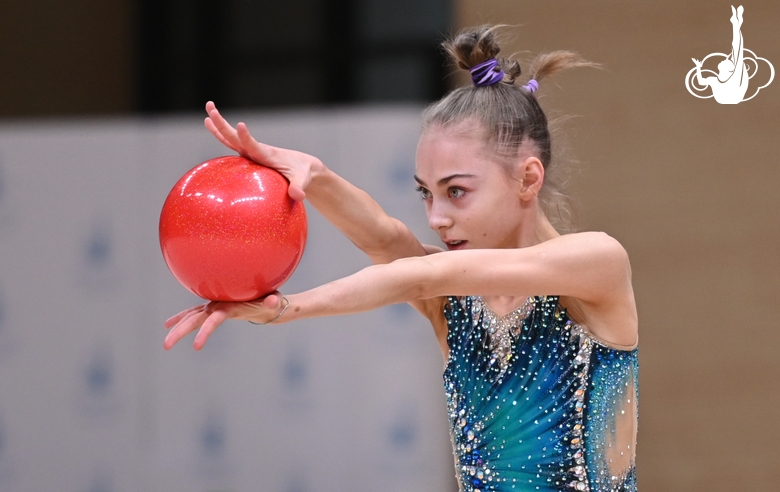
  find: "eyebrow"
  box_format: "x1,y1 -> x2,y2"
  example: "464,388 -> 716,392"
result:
413,173 -> 477,187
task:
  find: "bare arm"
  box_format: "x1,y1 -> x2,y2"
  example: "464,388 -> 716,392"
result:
165,232 -> 636,351
304,164 -> 429,263
284,232 -> 630,318
205,102 -> 427,264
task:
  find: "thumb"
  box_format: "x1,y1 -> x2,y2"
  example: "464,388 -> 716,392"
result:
261,292 -> 284,309
287,180 -> 307,201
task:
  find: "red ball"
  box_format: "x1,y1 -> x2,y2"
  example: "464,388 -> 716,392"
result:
159,156 -> 307,301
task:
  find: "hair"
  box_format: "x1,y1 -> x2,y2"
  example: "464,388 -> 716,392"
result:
421,25 -> 599,232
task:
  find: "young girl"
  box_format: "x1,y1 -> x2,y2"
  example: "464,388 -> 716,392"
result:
165,26 -> 639,492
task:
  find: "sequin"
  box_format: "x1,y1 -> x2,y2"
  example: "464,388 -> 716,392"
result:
443,296 -> 639,491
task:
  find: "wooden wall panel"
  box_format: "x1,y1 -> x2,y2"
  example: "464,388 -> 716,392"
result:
456,1 -> 780,490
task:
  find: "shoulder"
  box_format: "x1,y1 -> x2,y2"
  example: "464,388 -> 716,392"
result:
572,231 -> 629,261
535,231 -> 630,273
570,231 -> 632,283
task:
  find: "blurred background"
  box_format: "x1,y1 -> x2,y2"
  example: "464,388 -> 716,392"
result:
1,0 -> 778,491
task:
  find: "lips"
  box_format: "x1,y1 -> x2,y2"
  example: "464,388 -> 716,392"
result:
444,240 -> 467,251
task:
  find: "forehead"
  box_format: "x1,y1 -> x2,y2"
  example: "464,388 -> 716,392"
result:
415,125 -> 495,179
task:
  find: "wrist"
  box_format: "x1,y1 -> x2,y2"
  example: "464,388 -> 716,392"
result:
309,157 -> 328,184
248,296 -> 290,325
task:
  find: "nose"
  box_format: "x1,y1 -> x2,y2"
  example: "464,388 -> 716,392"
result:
427,200 -> 453,231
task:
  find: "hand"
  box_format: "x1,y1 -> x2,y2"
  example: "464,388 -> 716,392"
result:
692,58 -> 702,67
204,101 -> 322,201
163,292 -> 287,350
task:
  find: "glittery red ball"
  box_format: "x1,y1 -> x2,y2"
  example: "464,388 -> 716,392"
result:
159,156 -> 307,301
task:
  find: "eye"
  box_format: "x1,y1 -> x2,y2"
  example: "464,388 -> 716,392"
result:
415,186 -> 431,200
448,187 -> 465,199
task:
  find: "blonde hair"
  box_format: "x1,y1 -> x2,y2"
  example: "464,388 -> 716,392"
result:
421,25 -> 598,232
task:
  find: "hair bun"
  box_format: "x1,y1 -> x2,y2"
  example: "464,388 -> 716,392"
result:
443,25 -> 522,84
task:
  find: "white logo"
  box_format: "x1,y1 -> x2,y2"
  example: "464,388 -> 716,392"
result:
685,5 -> 774,104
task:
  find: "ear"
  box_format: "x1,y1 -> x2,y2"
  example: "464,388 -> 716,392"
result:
516,156 -> 544,200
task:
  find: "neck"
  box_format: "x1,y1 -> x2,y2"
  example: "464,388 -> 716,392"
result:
515,202 -> 560,248
534,208 -> 561,243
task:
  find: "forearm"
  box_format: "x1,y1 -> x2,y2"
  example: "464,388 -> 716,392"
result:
305,162 -> 426,261
280,256 -> 432,322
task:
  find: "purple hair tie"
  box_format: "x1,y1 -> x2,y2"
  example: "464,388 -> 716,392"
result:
470,59 -> 505,87
522,79 -> 539,93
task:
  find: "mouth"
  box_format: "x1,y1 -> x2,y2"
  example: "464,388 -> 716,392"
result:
444,240 -> 467,251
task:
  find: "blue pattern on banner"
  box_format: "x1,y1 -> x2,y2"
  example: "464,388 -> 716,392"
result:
201,413 -> 226,456
282,348 -> 308,389
79,217 -> 121,291
194,409 -> 233,485
85,347 -> 113,397
277,342 -> 314,413
388,404 -> 417,451
86,221 -> 112,268
79,344 -> 120,418
390,163 -> 412,190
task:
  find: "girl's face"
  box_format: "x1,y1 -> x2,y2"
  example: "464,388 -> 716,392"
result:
415,125 -> 529,250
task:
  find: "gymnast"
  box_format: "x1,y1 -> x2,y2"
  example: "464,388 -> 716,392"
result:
165,25 -> 639,492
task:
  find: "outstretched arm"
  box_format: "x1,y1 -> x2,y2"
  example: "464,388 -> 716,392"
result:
165,232 -> 636,351
205,102 -> 427,265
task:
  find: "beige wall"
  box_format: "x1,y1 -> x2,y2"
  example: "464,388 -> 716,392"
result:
457,1 -> 780,490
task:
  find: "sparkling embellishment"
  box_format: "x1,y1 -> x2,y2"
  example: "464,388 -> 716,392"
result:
442,296 -> 638,491
472,296 -> 534,375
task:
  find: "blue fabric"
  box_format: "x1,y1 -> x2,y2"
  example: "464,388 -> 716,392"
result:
443,295 -> 638,491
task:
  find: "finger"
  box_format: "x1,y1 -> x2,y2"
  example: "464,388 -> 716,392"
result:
235,123 -> 308,201
287,184 -> 307,201
262,293 -> 282,308
163,308 -> 209,350
207,106 -> 243,149
236,122 -> 273,163
164,303 -> 207,329
193,309 -> 229,350
205,118 -> 240,153
282,166 -> 312,202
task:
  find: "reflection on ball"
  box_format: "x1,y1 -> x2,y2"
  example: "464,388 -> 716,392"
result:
159,156 -> 307,301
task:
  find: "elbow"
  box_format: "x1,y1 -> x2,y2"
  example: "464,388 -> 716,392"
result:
359,218 -> 412,258
398,255 -> 441,301
415,255 -> 446,300
597,233 -> 632,283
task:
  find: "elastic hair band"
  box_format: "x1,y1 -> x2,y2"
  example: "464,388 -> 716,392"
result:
522,79 -> 539,93
470,59 -> 505,87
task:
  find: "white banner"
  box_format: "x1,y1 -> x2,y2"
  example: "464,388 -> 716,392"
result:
0,107 -> 454,492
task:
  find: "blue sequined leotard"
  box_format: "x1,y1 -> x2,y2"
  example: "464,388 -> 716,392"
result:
443,296 -> 638,492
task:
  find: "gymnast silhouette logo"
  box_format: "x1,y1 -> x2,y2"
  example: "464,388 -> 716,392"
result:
685,5 -> 774,104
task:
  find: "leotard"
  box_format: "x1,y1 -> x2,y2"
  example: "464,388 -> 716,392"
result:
443,295 -> 638,491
